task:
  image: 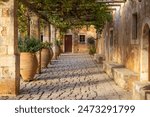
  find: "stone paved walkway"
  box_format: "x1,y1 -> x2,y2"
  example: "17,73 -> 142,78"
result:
0,53 -> 131,100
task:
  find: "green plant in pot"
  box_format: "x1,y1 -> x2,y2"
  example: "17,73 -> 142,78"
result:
87,37 -> 96,55
41,41 -> 51,68
18,37 -> 41,82
52,39 -> 62,59
55,39 -> 63,55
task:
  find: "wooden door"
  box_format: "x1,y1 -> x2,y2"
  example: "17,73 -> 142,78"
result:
65,35 -> 72,52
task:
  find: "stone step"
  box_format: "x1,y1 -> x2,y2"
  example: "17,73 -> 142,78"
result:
132,81 -> 150,100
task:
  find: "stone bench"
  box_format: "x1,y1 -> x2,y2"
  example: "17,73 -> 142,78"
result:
132,81 -> 150,100
103,61 -> 139,90
103,61 -> 124,78
113,68 -> 138,91
94,54 -> 105,64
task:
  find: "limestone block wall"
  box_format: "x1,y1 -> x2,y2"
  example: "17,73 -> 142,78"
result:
0,0 -> 20,95
100,0 -> 150,74
73,26 -> 97,53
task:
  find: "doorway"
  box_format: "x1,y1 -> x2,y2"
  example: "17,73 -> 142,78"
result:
65,35 -> 72,52
141,24 -> 150,81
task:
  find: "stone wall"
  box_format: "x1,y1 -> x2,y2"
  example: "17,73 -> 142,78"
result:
100,0 -> 150,74
72,25 -> 97,53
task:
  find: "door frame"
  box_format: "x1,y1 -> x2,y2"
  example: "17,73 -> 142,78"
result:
140,19 -> 150,81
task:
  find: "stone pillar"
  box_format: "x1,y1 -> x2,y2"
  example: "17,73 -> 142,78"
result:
73,32 -> 79,53
50,25 -> 56,45
0,0 -> 20,96
43,23 -> 50,42
51,25 -> 57,59
30,13 -> 40,39
71,29 -> 79,53
27,15 -> 30,37
30,13 -> 41,73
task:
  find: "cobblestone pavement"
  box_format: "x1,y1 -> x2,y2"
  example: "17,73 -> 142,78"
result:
0,53 -> 131,100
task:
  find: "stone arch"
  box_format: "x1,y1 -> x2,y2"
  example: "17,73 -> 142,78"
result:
140,18 -> 150,81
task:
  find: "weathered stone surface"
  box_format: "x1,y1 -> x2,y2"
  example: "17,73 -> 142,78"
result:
103,61 -> 124,78
103,61 -> 139,91
94,54 -> 104,64
97,0 -> 150,98
113,68 -> 139,91
0,53 -> 131,100
0,0 -> 20,96
132,81 -> 150,100
30,13 -> 40,39
43,23 -> 50,42
99,0 -> 143,73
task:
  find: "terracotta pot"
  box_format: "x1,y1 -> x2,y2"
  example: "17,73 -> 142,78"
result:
58,45 -> 61,56
20,52 -> 38,82
52,45 -> 60,59
49,47 -> 53,64
41,48 -> 50,68
35,50 -> 41,74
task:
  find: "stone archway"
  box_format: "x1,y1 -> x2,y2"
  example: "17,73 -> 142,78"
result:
140,23 -> 150,81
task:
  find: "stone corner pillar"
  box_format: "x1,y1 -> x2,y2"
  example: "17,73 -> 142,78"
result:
72,29 -> 79,53
50,25 -> 57,59
43,22 -> 50,42
30,13 -> 40,39
0,0 -> 20,96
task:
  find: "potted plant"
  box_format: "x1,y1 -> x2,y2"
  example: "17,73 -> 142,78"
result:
52,39 -> 61,59
18,37 -> 41,82
55,39 -> 63,55
87,37 -> 96,55
48,43 -> 54,64
41,41 -> 51,68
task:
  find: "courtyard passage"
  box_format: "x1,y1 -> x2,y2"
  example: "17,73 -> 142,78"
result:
0,53 -> 131,100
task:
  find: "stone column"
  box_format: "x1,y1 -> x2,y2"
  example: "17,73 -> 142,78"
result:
30,13 -> 41,73
0,0 -> 20,96
51,25 -> 57,59
30,13 -> 40,39
50,25 -> 56,44
43,23 -> 50,42
72,29 -> 79,53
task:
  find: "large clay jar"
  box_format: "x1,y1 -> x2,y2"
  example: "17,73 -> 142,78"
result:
58,45 -> 61,56
35,50 -> 41,74
20,52 -> 38,82
52,45 -> 60,59
49,47 -> 53,64
41,48 -> 50,68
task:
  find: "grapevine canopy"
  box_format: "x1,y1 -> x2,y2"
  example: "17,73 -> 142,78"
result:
18,0 -> 112,33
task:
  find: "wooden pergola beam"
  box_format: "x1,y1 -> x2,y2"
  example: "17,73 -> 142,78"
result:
106,8 -> 116,11
96,0 -> 125,3
106,4 -> 121,7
